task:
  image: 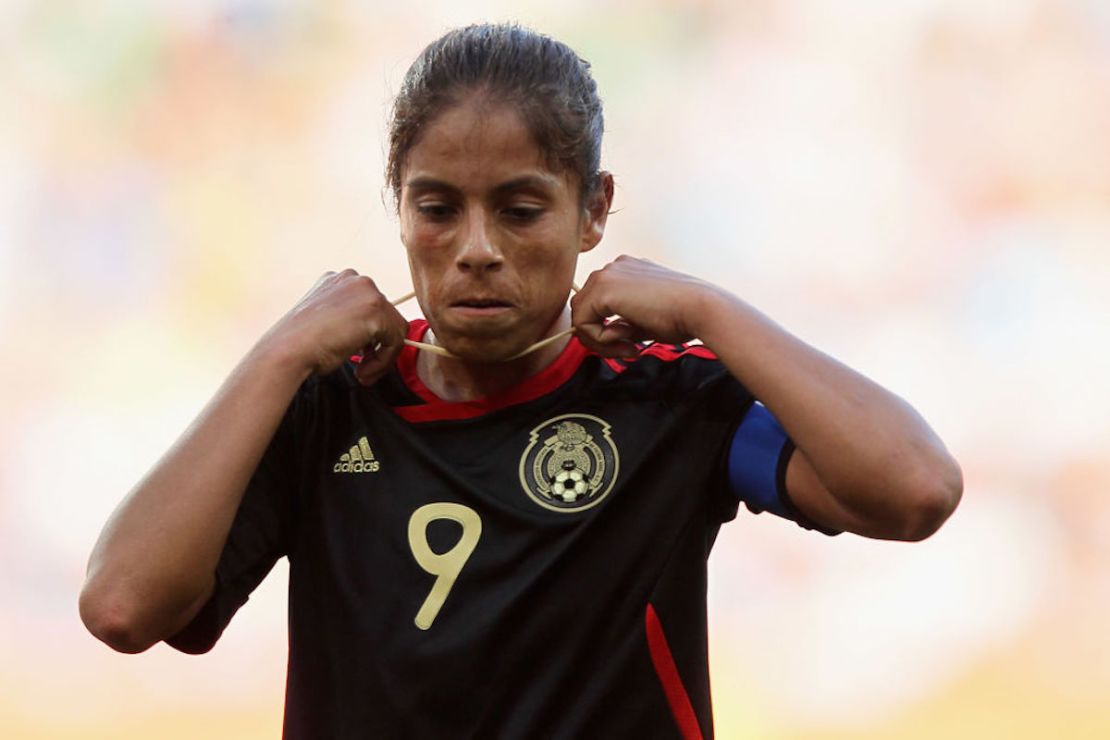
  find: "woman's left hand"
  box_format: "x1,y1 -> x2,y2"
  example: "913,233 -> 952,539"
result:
570,255 -> 721,357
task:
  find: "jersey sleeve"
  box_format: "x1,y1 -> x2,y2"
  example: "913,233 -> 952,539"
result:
163,383 -> 308,654
727,401 -> 841,536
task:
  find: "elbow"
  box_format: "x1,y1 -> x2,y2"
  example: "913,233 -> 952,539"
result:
79,584 -> 159,654
899,455 -> 964,542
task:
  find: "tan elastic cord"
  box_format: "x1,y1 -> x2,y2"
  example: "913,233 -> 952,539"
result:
391,284 -> 581,361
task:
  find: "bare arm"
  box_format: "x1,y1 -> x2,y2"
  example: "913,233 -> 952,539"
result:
571,256 -> 962,541
79,270 -> 407,653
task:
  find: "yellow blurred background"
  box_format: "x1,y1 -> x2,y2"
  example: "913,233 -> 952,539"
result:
2,1 -> 1108,738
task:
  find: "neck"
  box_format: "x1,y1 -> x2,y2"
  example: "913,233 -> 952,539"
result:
416,308 -> 573,402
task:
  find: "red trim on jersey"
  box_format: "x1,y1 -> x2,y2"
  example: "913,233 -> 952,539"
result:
645,603 -> 705,740
639,343 -> 718,362
385,321 -> 720,422
603,357 -> 628,374
598,342 -> 715,374
391,319 -> 590,423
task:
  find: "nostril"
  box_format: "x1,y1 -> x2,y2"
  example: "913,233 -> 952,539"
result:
456,248 -> 502,270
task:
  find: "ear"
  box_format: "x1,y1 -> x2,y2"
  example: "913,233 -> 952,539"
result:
579,171 -> 614,254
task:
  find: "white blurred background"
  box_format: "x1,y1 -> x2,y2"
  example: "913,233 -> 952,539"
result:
2,1 -> 1108,737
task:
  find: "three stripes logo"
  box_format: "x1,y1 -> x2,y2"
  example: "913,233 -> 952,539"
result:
333,436 -> 381,473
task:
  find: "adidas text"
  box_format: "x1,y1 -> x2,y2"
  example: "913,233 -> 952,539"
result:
334,460 -> 381,473
334,436 -> 381,473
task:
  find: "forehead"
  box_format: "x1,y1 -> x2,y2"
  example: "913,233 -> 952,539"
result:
402,100 -> 569,193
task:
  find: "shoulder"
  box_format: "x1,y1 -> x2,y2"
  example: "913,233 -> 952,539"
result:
276,361 -> 374,435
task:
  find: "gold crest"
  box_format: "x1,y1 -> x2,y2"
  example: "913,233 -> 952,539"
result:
518,414 -> 619,513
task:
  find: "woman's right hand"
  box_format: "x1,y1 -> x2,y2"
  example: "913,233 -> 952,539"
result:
261,269 -> 409,386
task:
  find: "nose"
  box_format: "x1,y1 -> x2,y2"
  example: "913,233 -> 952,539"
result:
456,210 -> 503,273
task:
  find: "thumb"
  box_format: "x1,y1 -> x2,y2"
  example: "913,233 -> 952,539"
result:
576,318 -> 640,358
355,328 -> 404,386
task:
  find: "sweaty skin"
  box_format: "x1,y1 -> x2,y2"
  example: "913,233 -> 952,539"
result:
398,99 -> 611,402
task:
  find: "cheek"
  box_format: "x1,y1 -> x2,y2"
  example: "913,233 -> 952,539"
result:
407,219 -> 451,245
518,243 -> 580,303
405,229 -> 453,277
404,213 -> 447,248
404,243 -> 438,305
408,253 -> 447,307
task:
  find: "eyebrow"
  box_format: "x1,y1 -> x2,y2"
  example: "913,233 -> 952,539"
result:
404,174 -> 559,198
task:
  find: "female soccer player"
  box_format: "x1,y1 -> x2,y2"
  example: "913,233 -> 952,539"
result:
81,23 -> 962,739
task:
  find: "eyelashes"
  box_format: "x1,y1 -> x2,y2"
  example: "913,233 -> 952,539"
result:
415,204 -> 455,221
414,204 -> 545,224
501,206 -> 544,222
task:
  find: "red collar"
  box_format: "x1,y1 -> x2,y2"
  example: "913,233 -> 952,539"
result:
392,319 -> 590,423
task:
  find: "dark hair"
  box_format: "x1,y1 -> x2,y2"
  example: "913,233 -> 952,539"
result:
386,23 -> 605,207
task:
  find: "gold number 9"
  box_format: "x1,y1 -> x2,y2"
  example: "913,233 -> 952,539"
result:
407,503 -> 482,630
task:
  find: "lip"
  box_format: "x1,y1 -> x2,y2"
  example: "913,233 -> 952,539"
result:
448,304 -> 514,318
449,295 -> 515,310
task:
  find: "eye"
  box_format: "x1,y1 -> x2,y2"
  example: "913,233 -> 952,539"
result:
416,204 -> 456,222
502,206 -> 543,223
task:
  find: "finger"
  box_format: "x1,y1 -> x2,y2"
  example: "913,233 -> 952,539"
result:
574,318 -> 638,359
302,270 -> 338,299
596,320 -> 642,358
355,343 -> 395,386
603,319 -> 658,344
590,339 -> 640,359
570,268 -> 604,313
598,319 -> 635,343
355,314 -> 406,386
569,277 -> 614,340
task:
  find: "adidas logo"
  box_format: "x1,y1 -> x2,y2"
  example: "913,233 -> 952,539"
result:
333,436 -> 381,473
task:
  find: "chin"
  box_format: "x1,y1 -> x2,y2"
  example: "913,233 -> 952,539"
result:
439,333 -> 528,364
429,307 -> 565,364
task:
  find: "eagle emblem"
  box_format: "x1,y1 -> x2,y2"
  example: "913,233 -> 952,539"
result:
518,414 -> 619,513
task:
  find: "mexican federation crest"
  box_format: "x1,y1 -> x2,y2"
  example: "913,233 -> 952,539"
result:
519,413 -> 619,513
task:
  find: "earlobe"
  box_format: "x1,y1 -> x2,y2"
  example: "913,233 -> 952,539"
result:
580,172 -> 614,254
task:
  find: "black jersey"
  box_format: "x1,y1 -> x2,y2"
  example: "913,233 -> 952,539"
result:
167,319 -> 789,739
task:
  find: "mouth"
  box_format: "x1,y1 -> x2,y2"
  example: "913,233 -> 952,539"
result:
450,297 -> 514,310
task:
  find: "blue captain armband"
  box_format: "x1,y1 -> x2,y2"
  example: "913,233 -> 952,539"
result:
727,402 -> 841,535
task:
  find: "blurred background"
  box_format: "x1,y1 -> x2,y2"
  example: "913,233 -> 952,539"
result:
1,0 -> 1108,737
